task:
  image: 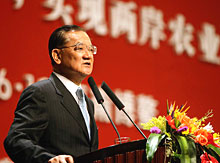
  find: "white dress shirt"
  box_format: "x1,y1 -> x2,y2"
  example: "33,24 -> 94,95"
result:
53,72 -> 81,104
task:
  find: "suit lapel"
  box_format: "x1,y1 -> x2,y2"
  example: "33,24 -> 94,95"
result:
49,73 -> 90,141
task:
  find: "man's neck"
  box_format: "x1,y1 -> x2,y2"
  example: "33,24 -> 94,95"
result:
53,70 -> 85,86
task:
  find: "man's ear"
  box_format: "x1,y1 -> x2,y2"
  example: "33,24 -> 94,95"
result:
52,49 -> 61,64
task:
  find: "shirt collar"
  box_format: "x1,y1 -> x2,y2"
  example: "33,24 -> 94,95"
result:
53,72 -> 81,101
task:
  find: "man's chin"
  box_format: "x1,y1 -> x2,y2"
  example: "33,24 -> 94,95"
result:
81,71 -> 92,77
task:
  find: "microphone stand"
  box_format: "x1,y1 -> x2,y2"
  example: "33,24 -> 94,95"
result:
121,108 -> 147,140
100,103 -> 122,144
88,76 -> 122,144
101,81 -> 147,140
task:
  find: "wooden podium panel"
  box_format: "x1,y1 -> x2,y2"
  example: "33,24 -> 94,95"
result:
75,139 -> 167,163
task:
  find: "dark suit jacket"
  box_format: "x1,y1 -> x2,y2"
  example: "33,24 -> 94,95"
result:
4,73 -> 99,163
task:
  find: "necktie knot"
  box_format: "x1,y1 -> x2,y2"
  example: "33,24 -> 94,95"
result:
76,87 -> 84,100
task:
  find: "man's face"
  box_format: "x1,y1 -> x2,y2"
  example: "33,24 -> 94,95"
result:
58,30 -> 94,79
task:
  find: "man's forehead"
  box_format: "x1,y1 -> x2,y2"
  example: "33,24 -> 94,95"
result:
65,30 -> 91,43
66,30 -> 88,38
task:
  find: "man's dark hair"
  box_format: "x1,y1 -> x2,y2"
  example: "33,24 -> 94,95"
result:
48,25 -> 85,65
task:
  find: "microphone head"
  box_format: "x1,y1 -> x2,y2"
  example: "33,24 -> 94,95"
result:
88,77 -> 104,104
101,81 -> 124,110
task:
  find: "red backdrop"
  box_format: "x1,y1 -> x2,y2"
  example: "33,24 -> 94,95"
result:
1,0 -> 220,161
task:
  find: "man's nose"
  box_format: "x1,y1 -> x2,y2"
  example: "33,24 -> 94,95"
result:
83,50 -> 93,59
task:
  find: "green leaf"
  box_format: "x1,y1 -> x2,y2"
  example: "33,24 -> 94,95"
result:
203,144 -> 220,162
146,133 -> 165,162
207,144 -> 220,155
174,118 -> 181,128
167,100 -> 170,115
175,135 -> 197,163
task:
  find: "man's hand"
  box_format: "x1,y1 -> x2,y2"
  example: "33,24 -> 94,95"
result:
48,155 -> 74,163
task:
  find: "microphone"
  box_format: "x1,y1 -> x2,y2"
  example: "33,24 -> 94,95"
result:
88,77 -> 122,143
101,81 -> 147,140
100,82 -> 124,110
88,76 -> 104,104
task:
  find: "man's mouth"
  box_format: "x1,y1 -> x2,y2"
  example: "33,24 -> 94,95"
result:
83,62 -> 91,66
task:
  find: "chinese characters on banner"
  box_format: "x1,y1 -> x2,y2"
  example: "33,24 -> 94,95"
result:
13,0 -> 220,65
0,67 -> 159,127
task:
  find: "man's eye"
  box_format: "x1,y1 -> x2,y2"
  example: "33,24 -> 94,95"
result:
74,47 -> 84,51
89,47 -> 94,52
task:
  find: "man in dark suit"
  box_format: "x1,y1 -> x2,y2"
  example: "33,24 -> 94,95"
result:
4,25 -> 98,163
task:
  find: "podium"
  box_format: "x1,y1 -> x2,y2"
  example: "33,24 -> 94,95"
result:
75,139 -> 167,163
